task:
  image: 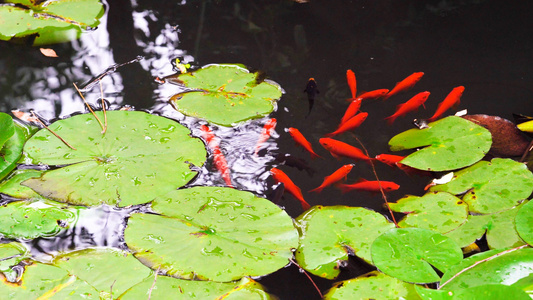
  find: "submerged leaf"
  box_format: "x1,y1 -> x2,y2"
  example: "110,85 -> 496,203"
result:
515,200 -> 533,246
0,242 -> 29,282
0,169 -> 45,199
0,125 -> 25,181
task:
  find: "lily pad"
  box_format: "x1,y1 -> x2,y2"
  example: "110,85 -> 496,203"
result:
0,242 -> 29,282
0,169 -> 45,199
0,125 -> 25,181
22,111 -> 206,207
390,192 -> 468,234
167,64 -> 282,126
430,158 -> 533,214
119,276 -> 272,299
124,186 -> 298,282
389,116 -> 492,171
324,271 -> 421,300
516,200 -> 533,245
371,228 -> 462,284
294,206 -> 395,279
0,112 -> 15,148
415,284 -> 530,300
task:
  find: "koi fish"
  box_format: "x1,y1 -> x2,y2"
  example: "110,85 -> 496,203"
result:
427,86 -> 465,122
384,72 -> 424,100
274,153 -> 315,176
384,91 -> 430,125
304,78 -> 319,117
309,164 -> 354,193
319,138 -> 374,162
338,178 -> 400,193
270,167 -> 311,210
357,89 -> 389,101
287,127 -> 321,159
375,154 -> 405,167
339,98 -> 362,125
326,112 -> 368,137
200,125 -> 233,188
346,69 -> 357,100
255,118 -> 277,154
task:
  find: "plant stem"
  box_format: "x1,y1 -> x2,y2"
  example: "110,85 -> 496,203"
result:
289,258 -> 323,298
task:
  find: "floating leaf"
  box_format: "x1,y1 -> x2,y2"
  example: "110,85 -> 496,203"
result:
515,200 -> 533,246
0,242 -> 29,282
388,116 -> 491,171
124,187 -> 298,282
119,276 -> 272,299
22,111 -> 206,207
0,125 -> 25,181
0,169 -> 44,199
390,192 -> 468,234
168,64 -> 282,126
371,228 -> 462,283
430,158 -> 533,214
294,206 -> 395,279
0,112 -> 15,148
324,271 -> 421,300
415,284 -> 530,300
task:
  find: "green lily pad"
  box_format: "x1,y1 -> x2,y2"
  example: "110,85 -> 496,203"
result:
0,199 -> 79,239
0,112 -> 15,148
390,192 -> 468,234
0,0 -> 105,45
388,116 -> 492,171
324,271 -> 421,300
22,111 -> 206,207
430,158 -> 533,214
415,284 -> 530,300
0,242 -> 29,282
0,125 -> 25,181
53,248 -> 153,299
167,64 -> 282,126
124,187 -> 298,282
294,206 -> 395,279
371,228 -> 463,284
0,169 -> 44,199
119,276 -> 272,299
515,200 -> 533,246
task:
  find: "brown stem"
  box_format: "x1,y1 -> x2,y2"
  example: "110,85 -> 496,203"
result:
31,112 -> 76,150
73,82 -> 105,133
147,266 -> 160,300
289,258 -> 323,298
99,80 -> 108,134
519,139 -> 533,162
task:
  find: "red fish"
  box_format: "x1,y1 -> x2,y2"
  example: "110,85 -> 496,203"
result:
357,89 -> 390,101
384,72 -> 424,100
270,168 -> 311,210
338,178 -> 400,193
309,164 -> 354,193
346,69 -> 357,100
326,112 -> 368,137
319,138 -> 374,162
255,118 -> 277,154
200,125 -> 233,188
339,98 -> 362,125
384,91 -> 430,124
375,154 -> 405,167
427,86 -> 465,122
287,127 -> 321,159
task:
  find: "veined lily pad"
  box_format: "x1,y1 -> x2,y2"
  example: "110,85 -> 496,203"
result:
430,158 -> 533,214
294,206 -> 395,279
0,112 -> 15,148
388,116 -> 491,171
0,242 -> 29,282
119,276 -> 272,299
0,169 -> 44,199
124,187 -> 298,282
167,64 -> 282,126
371,228 -> 462,284
516,200 -> 533,245
22,111 -> 206,207
415,284 -> 530,300
0,125 -> 25,181
390,192 -> 468,234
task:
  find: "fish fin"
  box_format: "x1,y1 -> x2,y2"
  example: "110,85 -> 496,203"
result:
384,115 -> 397,125
300,200 -> 311,210
330,152 -> 342,159
324,132 -> 336,138
310,152 -> 322,160
422,103 -> 426,109
355,178 -> 369,183
309,186 -> 324,193
337,184 -> 350,194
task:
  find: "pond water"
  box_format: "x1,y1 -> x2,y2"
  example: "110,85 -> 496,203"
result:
1,0 -> 533,299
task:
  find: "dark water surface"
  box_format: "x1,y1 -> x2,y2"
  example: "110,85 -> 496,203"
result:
1,0 -> 533,299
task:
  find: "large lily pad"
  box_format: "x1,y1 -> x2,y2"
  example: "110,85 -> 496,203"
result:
516,200 -> 533,245
167,64 -> 282,126
415,284 -> 530,300
0,125 -> 25,181
389,116 -> 492,171
124,187 -> 298,282
294,206 -> 395,279
22,111 -> 206,207
0,112 -> 15,148
430,158 -> 533,214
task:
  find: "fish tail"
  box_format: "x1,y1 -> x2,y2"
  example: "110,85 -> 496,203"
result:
384,115 -> 397,125
300,199 -> 311,210
337,184 -> 351,194
310,152 -> 322,160
324,132 -> 337,138
309,186 -> 324,193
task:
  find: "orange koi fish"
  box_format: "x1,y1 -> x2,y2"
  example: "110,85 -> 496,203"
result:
319,138 -> 374,162
326,112 -> 368,137
255,118 -> 277,154
385,91 -> 430,125
357,89 -> 390,101
309,164 -> 354,193
339,98 -> 362,125
338,178 -> 400,193
270,167 -> 311,210
427,86 -> 465,122
346,69 -> 357,100
200,125 -> 233,188
375,154 -> 405,167
384,72 -> 424,100
287,127 -> 321,159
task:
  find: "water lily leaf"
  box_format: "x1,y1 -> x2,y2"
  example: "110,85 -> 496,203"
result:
0,0 -> 105,45
119,276 -> 272,299
415,284 -> 530,300
22,111 -> 206,207
430,158 -> 533,214
389,116 -> 491,171
0,112 -> 15,149
390,192 -> 468,234
168,64 -> 282,126
0,262 -> 99,299
515,200 -> 533,246
0,199 -> 79,239
0,169 -> 44,199
440,247 -> 533,291
0,125 -> 25,181
324,271 -> 421,300
371,228 -> 462,284
0,242 -> 29,282
294,206 -> 395,279
124,186 -> 298,282
53,248 -> 153,299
